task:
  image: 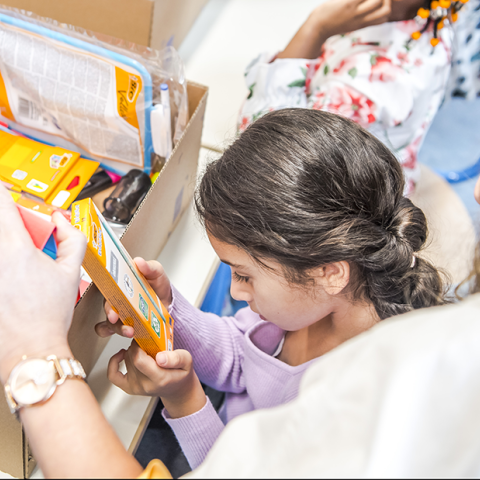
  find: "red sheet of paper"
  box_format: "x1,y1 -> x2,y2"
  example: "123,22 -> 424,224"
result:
17,205 -> 56,251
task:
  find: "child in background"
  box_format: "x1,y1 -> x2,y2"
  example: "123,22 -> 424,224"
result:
97,109 -> 447,470
238,0 -> 458,195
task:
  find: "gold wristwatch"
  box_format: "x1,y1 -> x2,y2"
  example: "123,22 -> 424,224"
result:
4,355 -> 86,418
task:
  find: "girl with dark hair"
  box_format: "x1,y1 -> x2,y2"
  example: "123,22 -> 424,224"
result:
100,108 -> 447,471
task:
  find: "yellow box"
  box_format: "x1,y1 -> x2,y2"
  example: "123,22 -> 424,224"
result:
72,198 -> 174,357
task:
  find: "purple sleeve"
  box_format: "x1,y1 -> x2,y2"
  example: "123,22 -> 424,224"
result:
163,397 -> 224,470
168,285 -> 260,393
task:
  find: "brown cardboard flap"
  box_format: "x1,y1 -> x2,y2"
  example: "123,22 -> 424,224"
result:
0,0 -> 154,45
0,396 -> 23,478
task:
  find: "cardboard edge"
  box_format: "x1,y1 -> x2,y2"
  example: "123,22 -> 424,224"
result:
119,83 -> 209,237
128,397 -> 159,455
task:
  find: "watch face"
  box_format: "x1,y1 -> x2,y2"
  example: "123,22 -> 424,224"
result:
11,359 -> 56,407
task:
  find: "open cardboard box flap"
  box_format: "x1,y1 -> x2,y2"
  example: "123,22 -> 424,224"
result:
0,0 -> 209,49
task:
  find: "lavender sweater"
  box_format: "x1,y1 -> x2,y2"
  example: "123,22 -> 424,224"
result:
163,286 -> 316,469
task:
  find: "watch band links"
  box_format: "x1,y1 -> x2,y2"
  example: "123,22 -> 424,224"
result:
54,357 -> 86,385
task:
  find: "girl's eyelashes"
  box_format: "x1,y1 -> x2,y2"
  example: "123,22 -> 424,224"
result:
233,271 -> 250,283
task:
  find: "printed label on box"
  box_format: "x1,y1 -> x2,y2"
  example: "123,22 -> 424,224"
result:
151,311 -> 161,338
139,293 -> 148,320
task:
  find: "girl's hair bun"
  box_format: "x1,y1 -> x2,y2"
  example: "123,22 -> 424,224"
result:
388,197 -> 427,254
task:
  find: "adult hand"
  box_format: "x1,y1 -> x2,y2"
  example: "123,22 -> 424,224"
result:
95,258 -> 172,339
0,185 -> 86,383
108,342 -> 206,419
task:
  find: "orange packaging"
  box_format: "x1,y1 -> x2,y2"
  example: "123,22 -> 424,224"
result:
0,131 -> 99,208
72,198 -> 173,357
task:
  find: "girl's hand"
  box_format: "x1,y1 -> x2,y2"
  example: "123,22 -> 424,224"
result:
108,342 -> 206,418
278,0 -> 392,59
95,258 -> 172,339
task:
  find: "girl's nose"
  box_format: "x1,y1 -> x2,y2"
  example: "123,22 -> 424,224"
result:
230,282 -> 253,304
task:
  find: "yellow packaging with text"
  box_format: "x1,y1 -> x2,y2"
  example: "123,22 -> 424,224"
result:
72,198 -> 173,357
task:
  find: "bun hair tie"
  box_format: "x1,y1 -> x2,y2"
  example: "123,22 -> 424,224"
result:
411,0 -> 469,47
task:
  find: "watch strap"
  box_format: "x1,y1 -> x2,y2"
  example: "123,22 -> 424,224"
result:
50,356 -> 86,385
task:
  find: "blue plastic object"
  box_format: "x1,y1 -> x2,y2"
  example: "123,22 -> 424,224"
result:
201,263 -> 232,316
42,234 -> 57,260
0,13 -> 154,173
435,157 -> 480,184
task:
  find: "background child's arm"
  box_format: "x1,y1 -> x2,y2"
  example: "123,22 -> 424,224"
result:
278,0 -> 391,59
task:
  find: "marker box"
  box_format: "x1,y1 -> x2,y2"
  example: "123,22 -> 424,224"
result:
72,198 -> 174,357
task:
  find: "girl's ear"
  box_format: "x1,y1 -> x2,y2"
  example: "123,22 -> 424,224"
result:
316,261 -> 350,296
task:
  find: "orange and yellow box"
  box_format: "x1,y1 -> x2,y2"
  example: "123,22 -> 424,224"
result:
0,131 -> 98,208
72,198 -> 173,357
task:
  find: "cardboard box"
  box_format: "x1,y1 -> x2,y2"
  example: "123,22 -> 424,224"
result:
0,81 -> 208,478
0,0 -> 209,49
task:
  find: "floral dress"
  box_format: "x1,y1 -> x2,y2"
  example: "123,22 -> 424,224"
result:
238,20 -> 453,194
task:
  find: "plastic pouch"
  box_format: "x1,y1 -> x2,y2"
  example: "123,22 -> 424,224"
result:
0,5 -> 188,174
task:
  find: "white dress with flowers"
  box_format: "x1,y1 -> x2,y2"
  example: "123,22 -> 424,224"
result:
238,20 -> 453,194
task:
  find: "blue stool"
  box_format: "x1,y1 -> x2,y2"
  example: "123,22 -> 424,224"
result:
435,157 -> 480,184
201,262 -> 232,316
201,262 -> 248,316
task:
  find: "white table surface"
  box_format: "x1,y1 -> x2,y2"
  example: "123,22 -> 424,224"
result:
1,147 -> 220,480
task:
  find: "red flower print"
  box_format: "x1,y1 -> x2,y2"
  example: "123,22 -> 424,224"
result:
369,56 -> 403,82
333,57 -> 358,75
238,116 -> 250,133
311,85 -> 377,129
402,135 -> 423,170
397,51 -> 409,66
317,48 -> 334,67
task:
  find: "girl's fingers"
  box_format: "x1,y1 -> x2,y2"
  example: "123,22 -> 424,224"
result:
133,257 -> 164,280
125,341 -> 160,379
107,349 -> 132,393
156,349 -> 192,371
95,320 -> 134,338
104,301 -> 120,324
133,257 -> 172,304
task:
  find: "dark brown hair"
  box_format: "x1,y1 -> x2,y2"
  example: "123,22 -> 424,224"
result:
195,109 -> 447,320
